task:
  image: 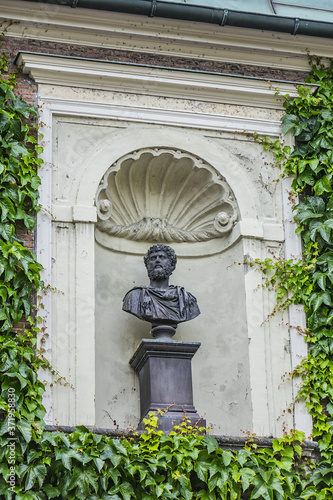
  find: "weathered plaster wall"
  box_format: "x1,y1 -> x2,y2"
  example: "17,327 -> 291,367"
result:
36,94 -> 291,435
36,87 -> 295,436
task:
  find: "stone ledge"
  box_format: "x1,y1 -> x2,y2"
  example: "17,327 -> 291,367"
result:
45,425 -> 319,460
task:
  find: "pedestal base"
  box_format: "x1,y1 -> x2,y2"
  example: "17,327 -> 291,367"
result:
130,339 -> 205,431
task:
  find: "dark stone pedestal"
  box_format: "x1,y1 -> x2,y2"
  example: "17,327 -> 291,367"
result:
130,339 -> 205,431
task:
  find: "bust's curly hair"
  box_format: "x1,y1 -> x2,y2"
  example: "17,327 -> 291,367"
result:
144,244 -> 177,272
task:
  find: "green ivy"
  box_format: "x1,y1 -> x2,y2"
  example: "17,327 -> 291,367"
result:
0,54 -> 43,334
0,414 -> 311,500
282,61 -> 333,470
0,49 -> 47,490
1,48 -> 333,499
249,58 -> 333,497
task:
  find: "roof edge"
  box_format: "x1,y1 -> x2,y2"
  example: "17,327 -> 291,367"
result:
18,0 -> 333,38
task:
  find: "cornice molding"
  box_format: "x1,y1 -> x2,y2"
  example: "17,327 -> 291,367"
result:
37,97 -> 283,135
17,52 -> 302,109
1,0 -> 332,71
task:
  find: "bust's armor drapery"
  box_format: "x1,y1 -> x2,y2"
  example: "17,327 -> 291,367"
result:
123,285 -> 200,324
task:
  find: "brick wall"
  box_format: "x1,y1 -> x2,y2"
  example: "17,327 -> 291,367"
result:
1,35 -> 308,90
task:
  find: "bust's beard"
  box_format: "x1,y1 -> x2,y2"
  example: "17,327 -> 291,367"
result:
147,264 -> 173,281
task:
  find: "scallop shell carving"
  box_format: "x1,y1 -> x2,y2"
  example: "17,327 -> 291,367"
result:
96,148 -> 238,243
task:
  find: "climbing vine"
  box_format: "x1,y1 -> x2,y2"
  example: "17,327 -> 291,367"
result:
284,60 -> 333,487
1,48 -> 333,498
249,58 -> 333,496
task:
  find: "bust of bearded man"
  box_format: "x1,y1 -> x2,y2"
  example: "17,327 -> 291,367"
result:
122,244 -> 200,334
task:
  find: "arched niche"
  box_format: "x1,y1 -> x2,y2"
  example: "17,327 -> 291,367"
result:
95,145 -> 254,434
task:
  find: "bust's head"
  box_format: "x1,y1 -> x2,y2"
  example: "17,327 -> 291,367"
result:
144,244 -> 177,281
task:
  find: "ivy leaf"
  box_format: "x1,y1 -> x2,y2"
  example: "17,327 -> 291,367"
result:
119,482 -> 135,500
112,440 -> 128,456
236,449 -> 251,466
318,433 -> 332,451
12,96 -> 37,118
194,461 -> 209,482
240,467 -> 256,491
318,224 -> 332,243
317,251 -> 333,272
0,308 -> 9,321
202,436 -> 218,454
314,176 -> 332,196
281,114 -> 300,135
25,464 -> 47,490
0,223 -> 14,241
19,361 -> 32,378
0,198 -> 15,221
308,196 -> 325,213
308,158 -> 319,171
108,467 -> 121,486
16,419 -> 32,443
92,457 -> 104,472
16,207 -> 36,230
31,175 -> 41,190
313,272 -> 326,290
259,470 -> 272,483
221,450 -> 233,467
326,403 -> 333,416
309,221 -> 322,240
298,171 -> 315,186
100,447 -> 122,467
321,290 -> 333,306
311,464 -> 333,486
300,487 -> 319,499
21,296 -> 31,317
309,291 -> 333,312
321,109 -> 333,121
250,480 -> 272,500
67,466 -> 99,496
326,194 -> 333,211
297,208 -> 323,224
11,141 -> 28,157
308,310 -> 329,330
324,219 -> 333,229
208,471 -> 227,493
0,353 -> 12,372
43,484 -> 61,499
269,476 -> 285,497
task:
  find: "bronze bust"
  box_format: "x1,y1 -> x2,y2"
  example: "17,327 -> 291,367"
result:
123,244 -> 200,338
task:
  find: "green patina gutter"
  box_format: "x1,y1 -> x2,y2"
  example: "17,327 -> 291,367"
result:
21,0 -> 333,39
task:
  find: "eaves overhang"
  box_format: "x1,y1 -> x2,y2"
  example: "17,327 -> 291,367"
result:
17,0 -> 333,39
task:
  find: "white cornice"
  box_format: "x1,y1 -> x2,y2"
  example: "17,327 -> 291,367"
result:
1,0 -> 332,71
16,52 -> 303,109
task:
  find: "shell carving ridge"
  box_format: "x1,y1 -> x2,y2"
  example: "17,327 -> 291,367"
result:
96,149 -> 238,243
